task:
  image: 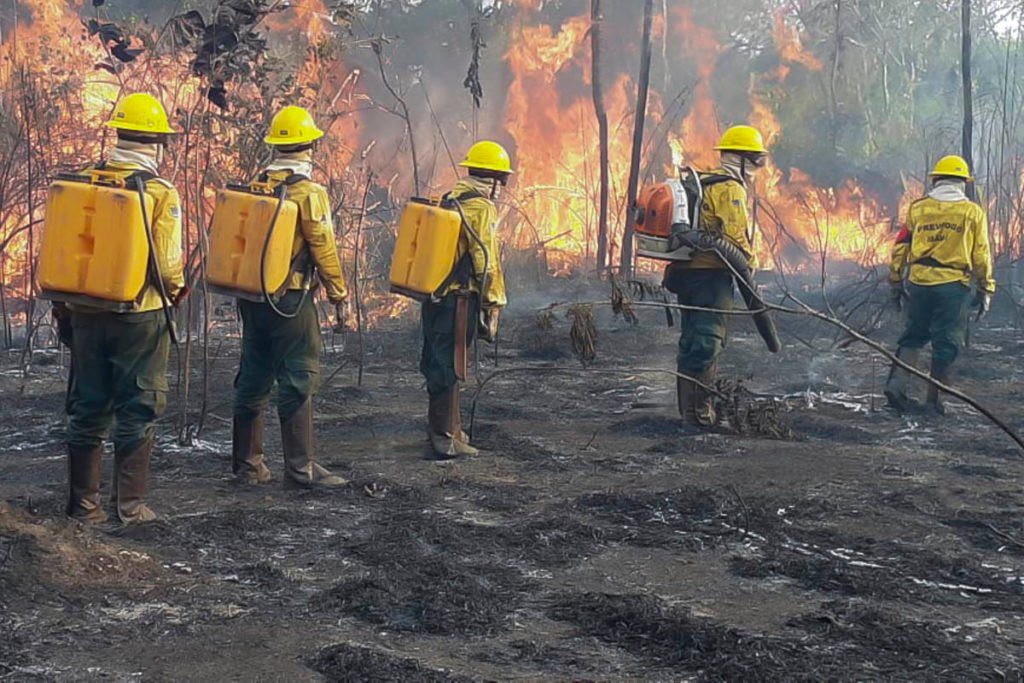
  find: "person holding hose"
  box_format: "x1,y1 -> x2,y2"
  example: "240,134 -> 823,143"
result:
421,141 -> 509,459
885,155 -> 995,415
663,125 -> 769,428
62,93 -> 183,524
230,106 -> 350,488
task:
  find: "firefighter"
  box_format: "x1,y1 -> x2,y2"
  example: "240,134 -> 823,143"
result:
422,141 -> 509,459
663,125 -> 768,428
63,93 -> 183,524
885,155 -> 995,415
230,106 -> 350,488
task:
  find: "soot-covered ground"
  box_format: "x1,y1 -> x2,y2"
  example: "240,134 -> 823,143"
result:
2,280 -> 1023,681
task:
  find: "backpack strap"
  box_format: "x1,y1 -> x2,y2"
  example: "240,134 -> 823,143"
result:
699,173 -> 736,189
258,170 -> 308,186
434,190 -> 486,296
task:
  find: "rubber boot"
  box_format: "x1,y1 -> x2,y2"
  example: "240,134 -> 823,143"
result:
427,391 -> 470,443
66,444 -> 108,524
676,377 -> 698,426
427,386 -> 478,460
925,365 -> 950,416
694,367 -> 718,428
884,347 -> 922,413
232,414 -> 272,484
281,398 -> 347,489
112,438 -> 157,524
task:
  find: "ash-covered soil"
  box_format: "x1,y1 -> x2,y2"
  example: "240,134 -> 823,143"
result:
2,282 -> 1024,681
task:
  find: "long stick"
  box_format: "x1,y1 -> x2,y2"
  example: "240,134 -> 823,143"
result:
961,0 -> 975,201
353,169 -> 373,387
618,0 -> 654,278
590,0 -> 610,277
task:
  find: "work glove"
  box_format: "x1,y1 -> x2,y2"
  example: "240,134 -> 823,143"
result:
478,307 -> 501,343
973,290 -> 992,320
889,282 -> 904,312
333,300 -> 353,333
52,303 -> 72,348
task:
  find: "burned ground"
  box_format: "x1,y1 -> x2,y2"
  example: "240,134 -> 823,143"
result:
2,290 -> 1024,681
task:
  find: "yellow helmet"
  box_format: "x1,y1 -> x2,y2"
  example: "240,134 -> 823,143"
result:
105,93 -> 176,135
714,125 -> 767,154
264,106 -> 324,146
929,155 -> 972,180
459,140 -> 514,174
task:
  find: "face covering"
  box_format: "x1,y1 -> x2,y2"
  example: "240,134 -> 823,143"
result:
266,148 -> 314,178
110,139 -> 162,176
929,178 -> 968,202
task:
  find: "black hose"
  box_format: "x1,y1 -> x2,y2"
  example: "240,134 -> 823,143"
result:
673,229 -> 781,353
134,176 -> 179,345
450,199 -> 490,311
259,182 -> 311,319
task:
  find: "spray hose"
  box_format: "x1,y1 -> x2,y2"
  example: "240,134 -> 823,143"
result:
259,182 -> 312,319
134,176 -> 179,345
450,198 -> 490,313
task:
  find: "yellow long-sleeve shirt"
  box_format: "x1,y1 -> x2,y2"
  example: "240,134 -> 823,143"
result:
890,192 -> 995,293
685,170 -> 756,270
439,177 -> 507,308
263,169 -> 348,304
70,161 -> 184,314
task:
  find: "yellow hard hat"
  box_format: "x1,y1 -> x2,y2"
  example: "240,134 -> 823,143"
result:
459,140 -> 514,174
714,125 -> 767,154
105,93 -> 176,135
264,106 -> 324,146
929,155 -> 972,180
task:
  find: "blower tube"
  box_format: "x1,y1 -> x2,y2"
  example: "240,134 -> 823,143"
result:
672,230 -> 781,353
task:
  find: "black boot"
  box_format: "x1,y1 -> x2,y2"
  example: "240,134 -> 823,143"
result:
232,414 -> 272,484
66,444 -> 107,524
676,377 -> 698,426
693,367 -> 718,428
925,365 -> 951,416
113,438 -> 157,524
885,347 -> 922,413
281,398 -> 347,489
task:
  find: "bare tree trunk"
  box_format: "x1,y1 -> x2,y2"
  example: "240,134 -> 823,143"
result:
590,0 -> 610,277
619,0 -> 654,278
961,0 -> 975,200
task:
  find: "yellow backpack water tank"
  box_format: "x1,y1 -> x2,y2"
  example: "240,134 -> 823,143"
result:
38,171 -> 154,311
389,197 -> 463,301
206,182 -> 299,301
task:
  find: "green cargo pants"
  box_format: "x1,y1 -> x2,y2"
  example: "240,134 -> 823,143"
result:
234,290 -> 322,422
66,310 -> 170,453
665,267 -> 734,376
420,292 -> 479,396
897,281 -> 970,370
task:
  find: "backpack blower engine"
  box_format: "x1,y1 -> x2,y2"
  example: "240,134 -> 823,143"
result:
633,166 -> 780,353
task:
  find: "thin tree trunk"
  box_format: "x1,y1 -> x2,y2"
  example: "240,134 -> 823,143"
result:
590,0 -> 610,277
619,0 -> 654,278
962,0 -> 975,199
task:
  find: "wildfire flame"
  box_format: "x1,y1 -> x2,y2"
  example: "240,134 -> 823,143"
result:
0,0 -> 927,327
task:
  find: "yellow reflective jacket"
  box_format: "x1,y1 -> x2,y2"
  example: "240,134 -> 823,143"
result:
438,177 -> 507,308
889,194 -> 995,293
686,169 -> 757,270
264,169 -> 348,304
70,161 -> 184,314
